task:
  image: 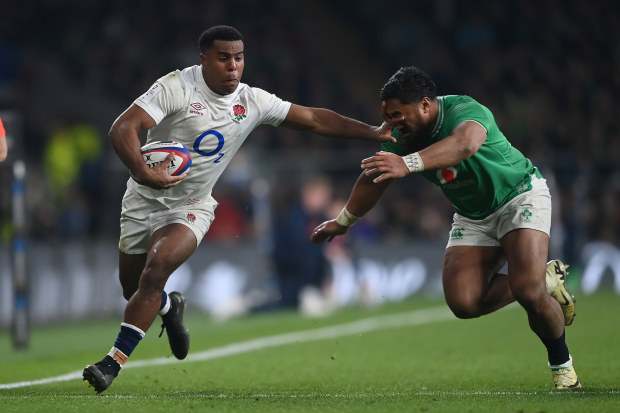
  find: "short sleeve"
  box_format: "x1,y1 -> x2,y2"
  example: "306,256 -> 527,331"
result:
134,71 -> 187,125
251,88 -> 292,126
450,99 -> 491,133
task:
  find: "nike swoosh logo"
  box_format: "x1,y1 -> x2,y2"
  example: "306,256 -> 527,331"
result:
560,292 -> 572,307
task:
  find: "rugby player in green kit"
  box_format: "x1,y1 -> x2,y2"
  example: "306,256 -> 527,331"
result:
311,66 -> 580,389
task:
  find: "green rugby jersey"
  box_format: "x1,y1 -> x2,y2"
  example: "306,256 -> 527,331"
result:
381,95 -> 541,219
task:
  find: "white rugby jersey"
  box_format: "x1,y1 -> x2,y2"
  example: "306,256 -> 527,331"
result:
128,65 -> 291,207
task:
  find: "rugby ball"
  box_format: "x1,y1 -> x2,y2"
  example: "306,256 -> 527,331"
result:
133,140 -> 192,178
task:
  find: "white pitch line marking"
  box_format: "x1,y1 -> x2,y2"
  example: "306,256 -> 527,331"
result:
0,306 -> 454,390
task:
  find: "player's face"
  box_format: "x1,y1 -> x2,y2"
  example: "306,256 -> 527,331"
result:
383,98 -> 434,143
200,40 -> 245,95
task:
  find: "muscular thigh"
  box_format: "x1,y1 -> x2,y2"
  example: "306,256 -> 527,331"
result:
119,223 -> 198,298
145,223 -> 197,275
442,246 -> 505,305
500,228 -> 549,298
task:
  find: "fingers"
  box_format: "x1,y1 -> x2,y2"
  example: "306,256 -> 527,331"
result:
148,153 -> 185,187
311,221 -> 344,244
165,173 -> 187,187
310,224 -> 324,243
363,168 -> 389,183
310,230 -> 326,244
361,151 -> 387,168
381,101 -> 389,123
378,121 -> 397,143
371,173 -> 389,184
360,151 -> 398,183
142,166 -> 187,189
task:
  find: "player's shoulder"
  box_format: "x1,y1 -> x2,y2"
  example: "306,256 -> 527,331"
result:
442,94 -> 486,115
240,84 -> 270,97
239,84 -> 283,104
154,66 -> 199,90
442,94 -> 480,106
155,69 -> 182,85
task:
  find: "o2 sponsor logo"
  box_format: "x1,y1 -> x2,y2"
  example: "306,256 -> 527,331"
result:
193,130 -> 225,163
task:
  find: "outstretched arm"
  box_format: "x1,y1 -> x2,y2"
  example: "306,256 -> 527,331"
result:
280,104 -> 396,143
361,120 -> 487,183
109,104 -> 186,189
311,172 -> 391,244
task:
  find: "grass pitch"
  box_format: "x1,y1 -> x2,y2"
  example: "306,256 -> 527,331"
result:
0,292 -> 618,412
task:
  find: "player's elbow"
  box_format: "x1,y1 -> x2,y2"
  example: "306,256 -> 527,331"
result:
458,143 -> 479,159
109,119 -> 135,142
455,135 -> 484,160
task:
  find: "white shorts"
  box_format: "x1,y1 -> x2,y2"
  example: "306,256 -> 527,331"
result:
119,190 -> 217,254
446,185 -> 551,248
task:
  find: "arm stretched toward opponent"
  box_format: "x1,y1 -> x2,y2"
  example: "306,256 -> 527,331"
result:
109,104 -> 187,190
311,172 -> 391,244
362,119 -> 487,183
311,119 -> 486,243
280,104 -> 396,144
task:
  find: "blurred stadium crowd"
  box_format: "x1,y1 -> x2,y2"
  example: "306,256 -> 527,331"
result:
0,0 -> 617,270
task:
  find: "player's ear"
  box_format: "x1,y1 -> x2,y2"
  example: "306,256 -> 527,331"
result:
421,97 -> 432,114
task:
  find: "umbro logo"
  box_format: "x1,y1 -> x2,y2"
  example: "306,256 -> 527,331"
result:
189,102 -> 206,115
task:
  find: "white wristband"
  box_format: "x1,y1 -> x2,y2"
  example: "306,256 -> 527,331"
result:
335,207 -> 360,228
402,152 -> 425,173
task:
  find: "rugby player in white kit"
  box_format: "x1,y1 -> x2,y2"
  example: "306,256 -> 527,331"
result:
83,25 -> 396,393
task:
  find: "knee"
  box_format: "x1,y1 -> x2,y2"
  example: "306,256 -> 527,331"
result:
443,281 -> 484,319
511,282 -> 546,312
445,297 -> 482,319
140,263 -> 168,292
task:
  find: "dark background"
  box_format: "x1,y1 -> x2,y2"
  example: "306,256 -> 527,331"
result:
0,0 -> 618,269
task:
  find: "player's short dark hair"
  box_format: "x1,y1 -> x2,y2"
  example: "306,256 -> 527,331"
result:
380,66 -> 437,103
199,25 -> 245,53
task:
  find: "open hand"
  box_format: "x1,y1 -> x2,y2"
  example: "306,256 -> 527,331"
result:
375,121 -> 397,143
361,151 -> 409,183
